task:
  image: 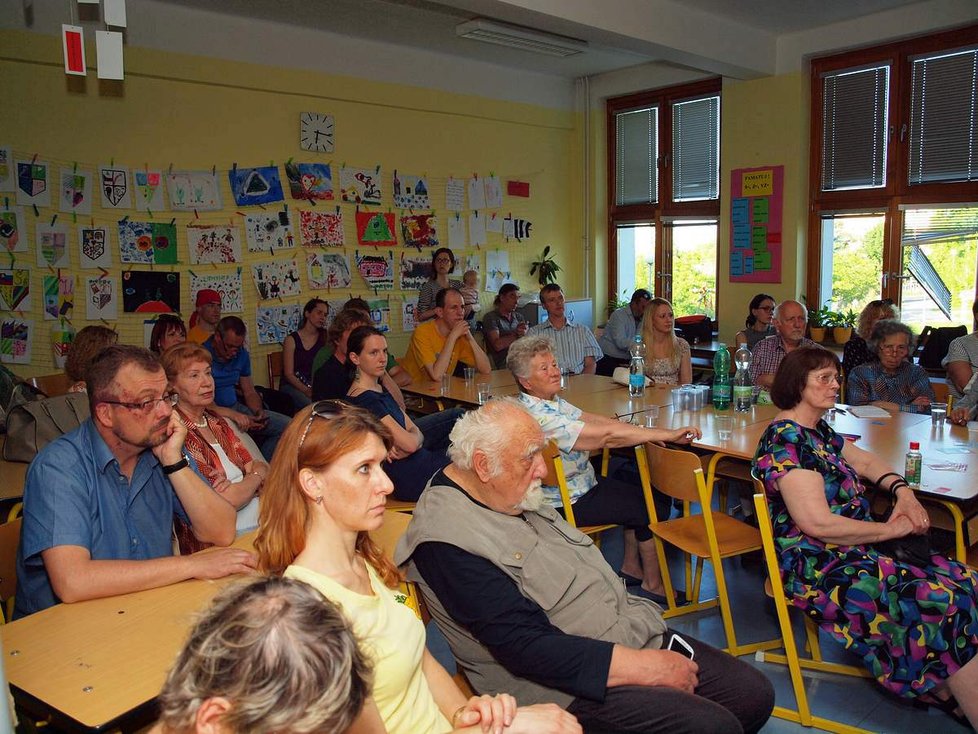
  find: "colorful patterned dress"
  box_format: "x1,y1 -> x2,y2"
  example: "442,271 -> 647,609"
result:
753,418 -> 978,699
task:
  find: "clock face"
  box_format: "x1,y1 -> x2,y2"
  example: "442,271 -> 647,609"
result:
299,112 -> 334,153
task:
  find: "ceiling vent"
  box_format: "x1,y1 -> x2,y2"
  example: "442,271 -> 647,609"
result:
455,19 -> 587,58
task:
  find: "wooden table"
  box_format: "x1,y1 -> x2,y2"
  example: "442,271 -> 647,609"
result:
2,533 -> 257,732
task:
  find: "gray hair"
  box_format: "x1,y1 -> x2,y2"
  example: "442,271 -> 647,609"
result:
868,319 -> 916,354
447,397 -> 538,477
157,576 -> 371,734
506,335 -> 556,383
773,299 -> 807,322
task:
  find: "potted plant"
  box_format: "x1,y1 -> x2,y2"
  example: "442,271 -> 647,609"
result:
606,290 -> 629,319
831,308 -> 858,344
529,245 -> 561,286
808,304 -> 833,342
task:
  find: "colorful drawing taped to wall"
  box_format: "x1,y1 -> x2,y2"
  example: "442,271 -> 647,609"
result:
392,172 -> 430,210
187,223 -> 241,264
465,254 -> 481,277
229,165 -> 285,207
122,270 -> 181,313
399,254 -> 433,291
502,216 -> 532,242
245,209 -> 294,252
42,273 -> 74,320
99,165 -> 132,209
0,207 -> 27,252
355,211 -> 396,247
119,220 -> 178,265
59,167 -> 93,216
299,210 -> 344,247
485,250 -> 513,292
401,299 -> 419,333
285,162 -> 333,202
251,259 -> 302,300
366,298 -> 391,333
191,270 -> 243,313
133,169 -> 167,211
0,269 -> 31,312
255,304 -> 302,345
36,223 -> 71,268
0,318 -> 32,365
355,251 -> 394,291
306,252 -> 352,290
15,159 -> 51,207
484,175 -> 503,209
85,276 -> 117,320
78,225 -> 112,268
51,324 -> 75,369
0,147 -> 12,193
340,166 -> 382,205
166,171 -> 223,211
400,214 -> 438,250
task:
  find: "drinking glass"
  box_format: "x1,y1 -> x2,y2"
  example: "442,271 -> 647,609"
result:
716,414 -> 734,441
440,374 -> 451,396
645,405 -> 659,428
477,382 -> 491,405
463,366 -> 476,384
930,402 -> 947,427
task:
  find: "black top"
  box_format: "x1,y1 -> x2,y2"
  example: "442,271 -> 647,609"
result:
311,355 -> 351,401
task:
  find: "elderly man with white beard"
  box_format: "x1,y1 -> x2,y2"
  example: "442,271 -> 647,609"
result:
395,399 -> 774,734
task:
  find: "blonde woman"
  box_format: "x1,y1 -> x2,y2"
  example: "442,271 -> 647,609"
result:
640,298 -> 692,385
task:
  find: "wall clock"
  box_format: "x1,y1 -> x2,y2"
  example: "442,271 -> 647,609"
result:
299,112 -> 334,153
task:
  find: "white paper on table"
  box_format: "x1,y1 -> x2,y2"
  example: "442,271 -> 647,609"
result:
848,405 -> 892,418
96,30 -> 124,80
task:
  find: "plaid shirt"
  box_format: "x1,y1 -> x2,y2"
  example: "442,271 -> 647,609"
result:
526,320 -> 603,375
847,360 -> 935,414
749,335 -> 821,393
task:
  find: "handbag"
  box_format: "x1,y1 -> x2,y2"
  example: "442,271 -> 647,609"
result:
2,393 -> 90,463
871,471 -> 935,568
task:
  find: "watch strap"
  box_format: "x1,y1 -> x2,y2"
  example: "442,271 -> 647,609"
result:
161,456 -> 189,475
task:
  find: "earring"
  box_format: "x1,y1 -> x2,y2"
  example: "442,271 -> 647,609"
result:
315,495 -> 324,505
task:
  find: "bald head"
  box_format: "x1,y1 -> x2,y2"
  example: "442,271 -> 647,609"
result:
773,300 -> 807,345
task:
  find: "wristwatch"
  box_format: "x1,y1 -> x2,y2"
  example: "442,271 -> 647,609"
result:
161,455 -> 189,475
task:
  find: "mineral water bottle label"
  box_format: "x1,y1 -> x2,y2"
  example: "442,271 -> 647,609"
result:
629,371 -> 645,397
734,385 -> 752,412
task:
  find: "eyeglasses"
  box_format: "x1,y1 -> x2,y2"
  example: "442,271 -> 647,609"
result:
101,393 -> 179,413
810,373 -> 841,385
297,400 -> 348,450
880,343 -> 909,354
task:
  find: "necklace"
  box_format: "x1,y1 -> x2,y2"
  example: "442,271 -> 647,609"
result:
190,413 -> 207,428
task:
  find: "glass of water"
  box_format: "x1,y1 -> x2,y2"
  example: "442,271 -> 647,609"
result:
716,414 -> 734,441
463,366 -> 476,384
645,405 -> 659,428
440,374 -> 451,396
931,402 -> 947,427
477,382 -> 491,405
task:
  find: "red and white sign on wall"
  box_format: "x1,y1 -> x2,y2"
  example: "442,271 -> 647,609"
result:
62,24 -> 86,76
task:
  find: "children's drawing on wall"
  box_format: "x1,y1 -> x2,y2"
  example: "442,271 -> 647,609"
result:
36,222 -> 71,268
392,171 -> 430,209
229,165 -> 285,207
0,268 -> 31,312
0,318 -> 32,364
85,275 -> 117,320
486,212 -> 503,234
59,167 -> 93,216
465,253 -> 482,276
191,271 -> 244,313
133,169 -> 167,211
0,206 -> 27,252
78,225 -> 113,268
445,178 -> 465,212
122,270 -> 181,313
448,213 -> 466,249
119,220 -> 178,265
245,209 -> 295,252
251,259 -> 302,300
355,251 -> 394,291
399,254 -> 433,291
286,162 -> 333,202
187,223 -> 241,264
99,164 -> 132,209
299,210 -> 344,247
307,252 -> 352,290
469,211 -> 487,246
255,304 -> 302,345
503,216 -> 532,242
468,176 -> 487,211
0,147 -> 13,192
484,175 -> 503,209
400,214 -> 438,250
340,166 -> 382,205
42,273 -> 74,320
401,299 -> 419,333
16,159 -> 52,207
485,250 -> 513,292
166,171 -> 223,211
355,211 -> 397,247
366,298 -> 392,333
51,324 -> 75,369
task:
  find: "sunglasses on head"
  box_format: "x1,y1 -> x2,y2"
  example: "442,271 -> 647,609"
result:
297,400 -> 349,450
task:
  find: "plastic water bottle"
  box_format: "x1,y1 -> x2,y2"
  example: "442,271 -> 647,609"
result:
629,334 -> 646,398
712,343 -> 731,410
733,345 -> 752,413
905,442 -> 922,489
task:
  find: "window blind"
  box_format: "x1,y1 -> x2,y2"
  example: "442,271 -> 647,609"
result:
615,107 -> 657,206
672,95 -> 720,202
909,47 -> 978,185
821,65 -> 889,191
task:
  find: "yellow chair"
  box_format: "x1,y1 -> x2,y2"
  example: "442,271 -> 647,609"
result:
635,443 -> 778,655
0,515 -> 22,624
385,498 -> 417,514
266,350 -> 284,390
751,491 -> 872,734
543,440 -> 616,539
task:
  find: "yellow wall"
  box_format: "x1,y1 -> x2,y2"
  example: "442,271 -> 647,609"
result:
0,29 -> 578,381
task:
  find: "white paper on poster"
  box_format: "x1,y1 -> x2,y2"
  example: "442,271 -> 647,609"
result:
104,0 -> 128,27
96,31 -> 124,80
401,299 -> 419,333
36,222 -> 71,268
484,175 -> 503,209
486,212 -> 502,233
445,179 -> 465,212
485,250 -> 513,292
0,147 -> 13,193
0,318 -> 32,364
468,176 -> 486,210
77,225 -> 113,268
85,276 -> 118,320
448,214 -> 466,249
469,211 -> 487,246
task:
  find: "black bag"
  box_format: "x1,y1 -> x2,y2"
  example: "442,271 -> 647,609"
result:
917,325 -> 967,369
875,506 -> 934,567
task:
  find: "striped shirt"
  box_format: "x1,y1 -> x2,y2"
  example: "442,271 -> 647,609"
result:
847,360 -> 935,414
526,320 -> 603,375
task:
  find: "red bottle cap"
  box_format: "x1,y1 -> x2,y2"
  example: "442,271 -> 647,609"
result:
909,442 -> 920,450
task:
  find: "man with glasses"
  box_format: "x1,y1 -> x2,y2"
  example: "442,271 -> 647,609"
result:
15,345 -> 255,618
749,300 -> 821,400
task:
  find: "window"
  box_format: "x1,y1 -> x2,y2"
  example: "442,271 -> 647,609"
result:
808,26 -> 978,321
608,78 -> 721,318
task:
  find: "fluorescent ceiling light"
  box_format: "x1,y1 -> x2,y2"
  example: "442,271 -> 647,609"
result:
456,19 -> 587,58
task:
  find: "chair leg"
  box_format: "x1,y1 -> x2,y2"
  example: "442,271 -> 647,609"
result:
692,557 -> 704,603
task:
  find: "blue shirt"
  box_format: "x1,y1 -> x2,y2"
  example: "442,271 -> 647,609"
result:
598,306 -> 640,360
526,320 -> 603,375
517,393 -> 595,506
204,337 -> 252,407
15,420 -> 188,618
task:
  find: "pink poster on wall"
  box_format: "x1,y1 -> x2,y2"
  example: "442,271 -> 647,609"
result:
729,165 -> 783,283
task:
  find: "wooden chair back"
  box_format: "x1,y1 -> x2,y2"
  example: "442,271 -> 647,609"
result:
29,372 -> 71,398
641,442 -> 705,506
543,440 -> 578,526
0,517 -> 22,623
266,350 -> 284,390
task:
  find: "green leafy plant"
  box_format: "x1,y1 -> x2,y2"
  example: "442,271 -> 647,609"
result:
808,304 -> 835,328
832,308 -> 858,328
606,289 -> 629,318
529,245 -> 561,286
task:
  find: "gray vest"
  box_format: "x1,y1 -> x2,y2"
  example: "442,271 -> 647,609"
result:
395,483 -> 667,707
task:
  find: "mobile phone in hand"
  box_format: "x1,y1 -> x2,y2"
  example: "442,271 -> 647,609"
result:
666,633 -> 694,660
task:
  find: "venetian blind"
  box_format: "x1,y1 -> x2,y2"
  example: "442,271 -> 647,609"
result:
615,107 -> 658,206
672,95 -> 720,202
821,65 -> 889,191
